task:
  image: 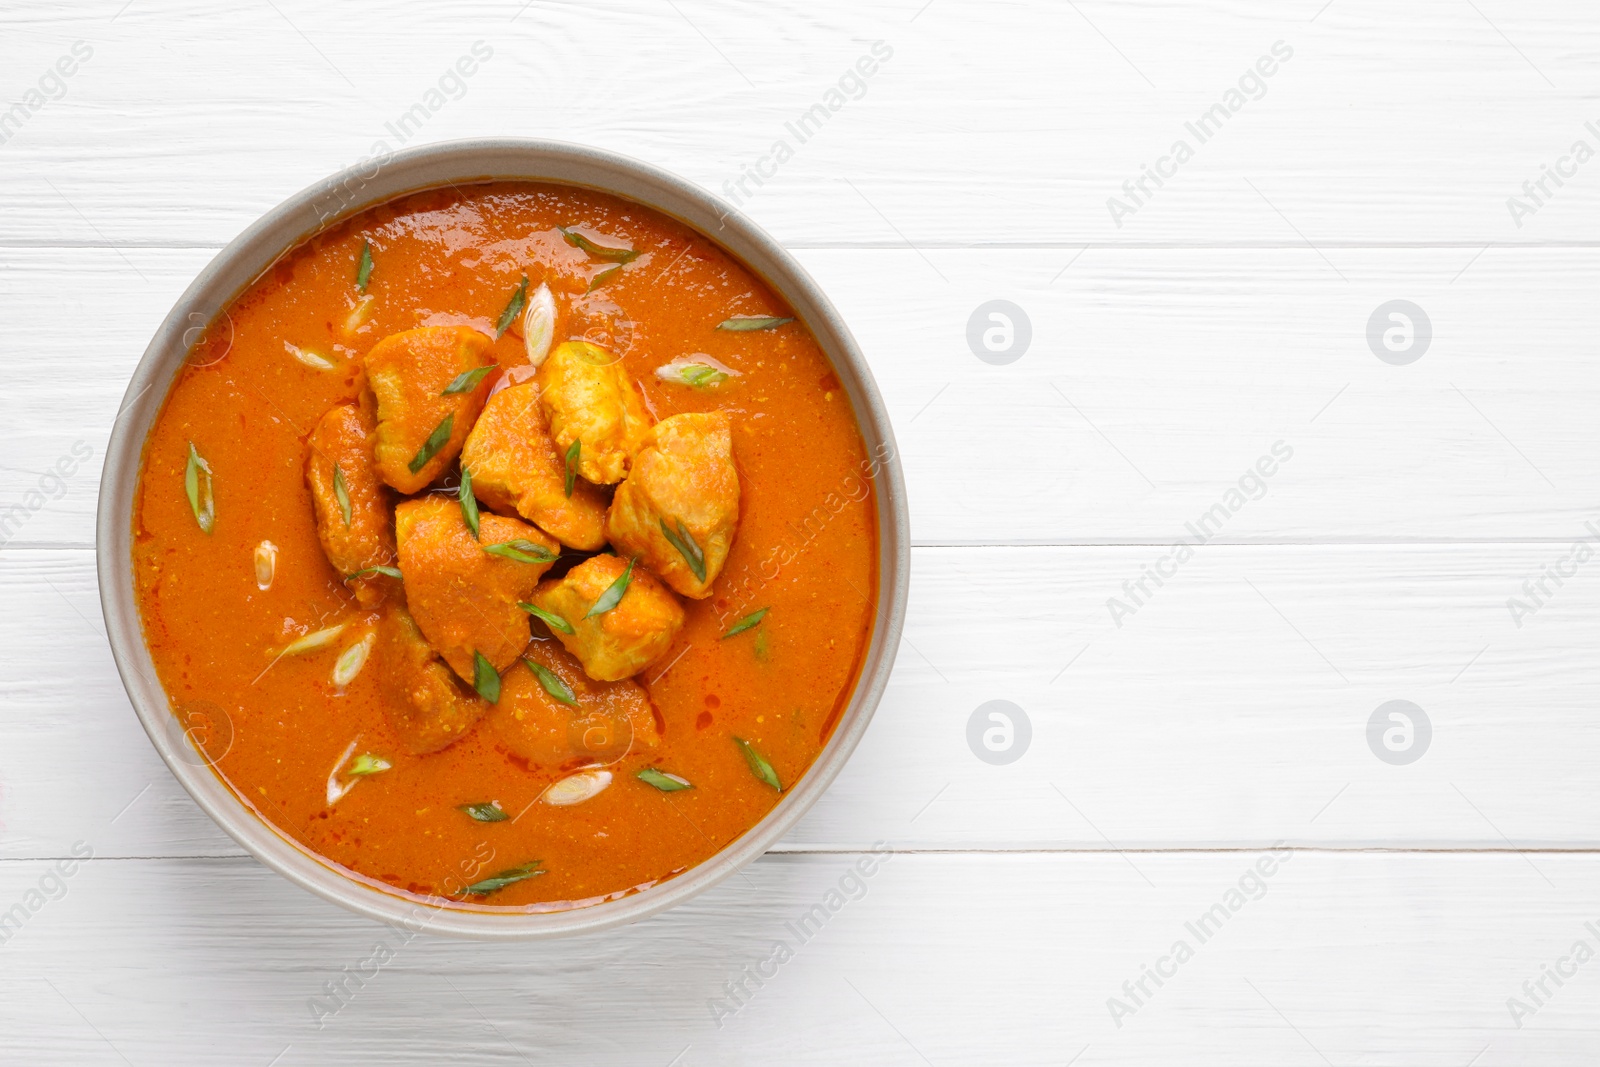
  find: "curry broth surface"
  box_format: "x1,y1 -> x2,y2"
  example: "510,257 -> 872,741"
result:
132,182 -> 878,909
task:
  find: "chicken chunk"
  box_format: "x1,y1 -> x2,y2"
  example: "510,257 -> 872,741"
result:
365,326 -> 496,493
460,380 -> 610,551
488,638 -> 662,771
530,554 -> 685,682
606,411 -> 739,599
304,403 -> 396,606
394,497 -> 557,683
375,602 -> 490,755
535,340 -> 651,485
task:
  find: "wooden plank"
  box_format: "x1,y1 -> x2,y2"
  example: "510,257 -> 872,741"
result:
2,1 -> 1599,246
4,543 -> 1597,858
0,851 -> 1594,1063
5,245 -> 1600,547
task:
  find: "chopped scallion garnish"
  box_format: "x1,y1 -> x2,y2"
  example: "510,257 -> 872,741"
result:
458,466 -> 480,540
659,519 -> 706,583
734,737 -> 781,791
560,226 -> 639,263
483,539 -> 557,565
332,463 -> 352,527
408,413 -> 454,474
184,442 -> 215,534
462,860 -> 544,895
585,557 -> 634,618
441,365 -> 495,395
345,565 -> 402,581
518,602 -> 574,635
655,357 -> 738,389
523,658 -> 578,707
563,438 -> 581,498
495,275 -> 529,339
458,802 -> 508,823
637,767 -> 692,792
276,622 -> 348,657
356,240 -> 373,292
586,263 -> 622,293
347,752 -> 391,776
472,650 -> 501,703
716,315 -> 793,332
722,608 -> 769,639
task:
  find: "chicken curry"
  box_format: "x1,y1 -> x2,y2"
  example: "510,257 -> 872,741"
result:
132,182 -> 880,910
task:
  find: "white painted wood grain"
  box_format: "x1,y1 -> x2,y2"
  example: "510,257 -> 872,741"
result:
2,0 -> 1599,247
4,245 -> 1599,547
5,542 -> 1596,858
0,851 -> 1596,1065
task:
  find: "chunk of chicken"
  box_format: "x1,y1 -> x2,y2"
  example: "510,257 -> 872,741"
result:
606,411 -> 739,599
488,638 -> 662,771
535,340 -> 651,485
530,554 -> 685,682
460,380 -> 610,551
394,497 -> 557,684
365,326 -> 496,493
304,403 -> 396,606
374,602 -> 490,755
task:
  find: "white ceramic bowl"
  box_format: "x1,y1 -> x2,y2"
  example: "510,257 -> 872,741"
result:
96,139 -> 909,938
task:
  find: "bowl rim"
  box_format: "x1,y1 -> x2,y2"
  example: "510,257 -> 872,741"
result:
95,137 -> 909,939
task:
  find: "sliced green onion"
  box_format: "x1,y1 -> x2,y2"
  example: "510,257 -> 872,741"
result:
441,364 -> 495,395
659,519 -> 706,583
637,767 -> 692,792
586,263 -> 622,293
472,651 -> 501,703
585,557 -> 634,618
346,565 -> 402,581
356,240 -> 373,292
330,632 -> 375,687
347,752 -> 391,776
276,622 -> 347,657
655,357 -> 738,389
408,413 -> 454,474
523,282 -> 556,367
722,607 -> 769,639
287,343 -> 337,371
484,540 -> 558,565
344,294 -> 375,335
458,466 -> 480,540
463,860 -> 544,895
495,275 -> 529,339
184,441 -> 215,534
332,463 -> 352,527
734,737 -> 781,791
523,658 -> 577,706
519,602 -> 575,635
458,802 -> 508,823
545,769 -> 612,806
254,540 -> 278,590
563,438 -> 580,498
560,226 -> 640,263
716,315 -> 793,332
685,364 -> 727,387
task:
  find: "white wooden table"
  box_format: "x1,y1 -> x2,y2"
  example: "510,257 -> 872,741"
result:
4,0 -> 1600,1061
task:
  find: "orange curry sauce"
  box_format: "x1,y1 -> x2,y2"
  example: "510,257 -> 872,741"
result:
132,182 -> 879,909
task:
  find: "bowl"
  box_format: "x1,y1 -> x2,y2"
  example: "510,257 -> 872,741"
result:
96,138 -> 909,938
